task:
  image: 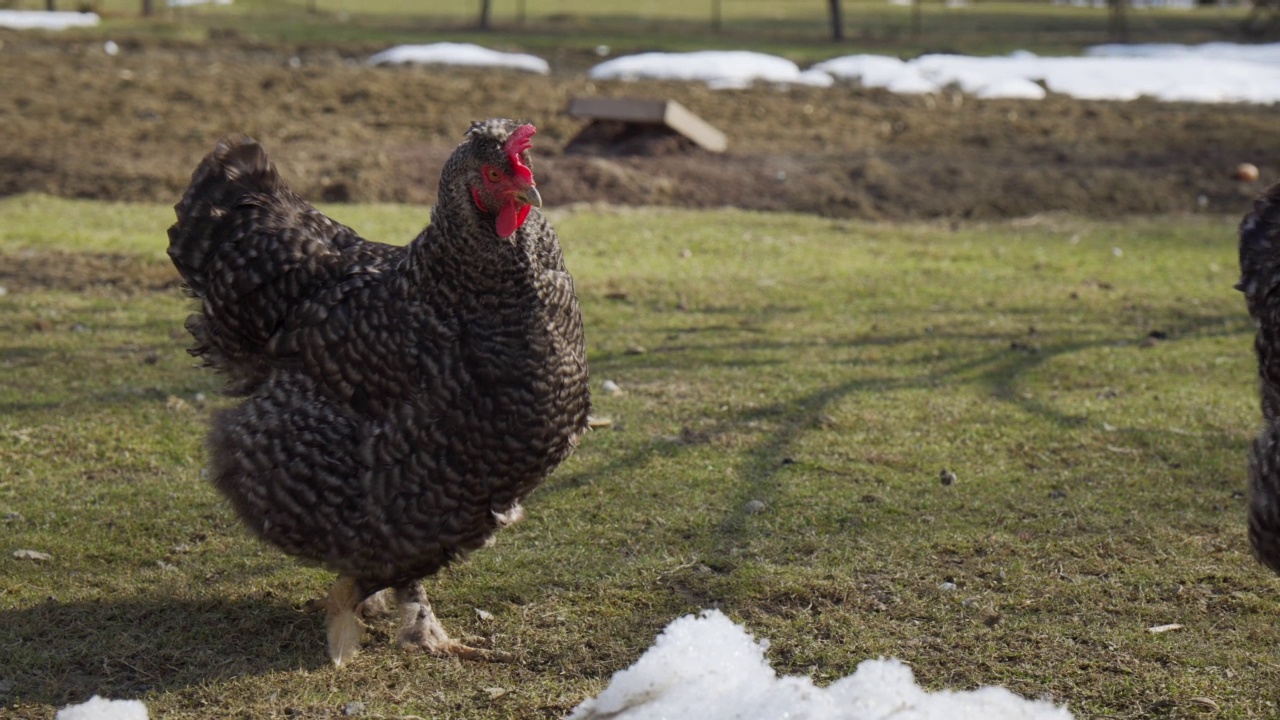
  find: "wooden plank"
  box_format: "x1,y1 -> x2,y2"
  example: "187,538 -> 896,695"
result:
566,97 -> 668,124
662,101 -> 727,153
565,96 -> 727,153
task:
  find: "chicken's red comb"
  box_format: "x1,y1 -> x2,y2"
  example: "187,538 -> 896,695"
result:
505,124 -> 536,183
504,124 -> 536,157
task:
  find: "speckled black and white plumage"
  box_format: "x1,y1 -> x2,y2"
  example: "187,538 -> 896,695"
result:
168,119 -> 590,663
1237,181 -> 1280,575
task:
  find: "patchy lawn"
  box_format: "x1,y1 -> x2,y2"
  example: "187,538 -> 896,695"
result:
0,195 -> 1275,718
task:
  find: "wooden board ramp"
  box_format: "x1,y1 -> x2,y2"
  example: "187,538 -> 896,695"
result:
564,97 -> 727,154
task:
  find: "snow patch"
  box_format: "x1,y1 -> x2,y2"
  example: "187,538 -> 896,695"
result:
368,43 -> 550,74
589,51 -> 833,89
813,55 -> 913,88
0,10 -> 100,30
590,42 -> 1280,104
812,43 -> 1280,103
1086,40 -> 1280,65
57,696 -> 148,720
567,610 -> 1074,720
972,78 -> 1047,100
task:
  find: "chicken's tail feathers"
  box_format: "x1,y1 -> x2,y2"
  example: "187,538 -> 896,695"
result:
167,135 -> 285,298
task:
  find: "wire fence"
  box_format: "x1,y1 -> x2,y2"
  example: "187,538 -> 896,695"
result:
6,0 -> 1262,43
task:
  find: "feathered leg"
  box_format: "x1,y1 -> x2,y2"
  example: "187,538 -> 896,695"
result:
358,588 -> 392,618
485,503 -> 526,547
394,581 -> 512,662
323,576 -> 365,666
304,588 -> 391,618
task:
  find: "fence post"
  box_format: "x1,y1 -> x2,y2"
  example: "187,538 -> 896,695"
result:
1109,0 -> 1129,41
829,0 -> 844,41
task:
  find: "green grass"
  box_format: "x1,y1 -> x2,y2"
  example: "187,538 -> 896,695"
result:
9,0 -> 1256,60
1,194 -> 1278,718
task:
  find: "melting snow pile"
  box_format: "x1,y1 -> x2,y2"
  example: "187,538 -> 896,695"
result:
814,46 -> 1280,102
567,610 -> 1073,720
589,51 -> 833,89
368,43 -> 550,74
57,696 -> 148,720
588,42 -> 1280,104
0,10 -> 100,30
1086,40 -> 1280,64
814,53 -> 1046,99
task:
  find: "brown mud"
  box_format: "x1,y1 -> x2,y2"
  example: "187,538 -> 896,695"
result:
0,34 -> 1272,220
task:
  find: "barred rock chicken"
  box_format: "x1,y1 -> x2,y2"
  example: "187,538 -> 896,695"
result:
167,119 -> 591,665
1238,181 -> 1280,575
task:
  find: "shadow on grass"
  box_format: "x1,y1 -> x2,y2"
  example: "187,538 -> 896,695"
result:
0,595 -> 326,707
0,379 -> 220,416
559,308 -> 1252,577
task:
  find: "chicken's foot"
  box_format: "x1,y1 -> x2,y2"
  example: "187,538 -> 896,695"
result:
395,581 -> 512,662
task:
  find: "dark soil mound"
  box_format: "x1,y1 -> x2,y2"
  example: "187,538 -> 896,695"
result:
0,35 -> 1271,219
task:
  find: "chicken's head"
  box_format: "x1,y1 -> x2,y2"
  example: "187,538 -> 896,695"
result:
459,119 -> 543,239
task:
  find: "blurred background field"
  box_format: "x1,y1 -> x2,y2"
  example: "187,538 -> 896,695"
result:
2,0 -> 1263,57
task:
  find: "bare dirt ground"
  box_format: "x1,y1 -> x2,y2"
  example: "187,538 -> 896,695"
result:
0,33 -> 1273,220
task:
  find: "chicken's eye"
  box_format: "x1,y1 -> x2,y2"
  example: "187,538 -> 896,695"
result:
485,167 -> 502,183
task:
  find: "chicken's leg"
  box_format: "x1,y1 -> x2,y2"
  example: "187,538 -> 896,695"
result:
304,587 -> 391,619
357,588 -> 392,618
394,581 -> 512,662
323,575 -> 365,667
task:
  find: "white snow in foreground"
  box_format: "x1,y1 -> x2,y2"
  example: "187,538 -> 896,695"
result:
588,50 -> 834,89
368,43 -> 550,74
567,610 -> 1073,720
0,10 -> 100,30
57,696 -> 148,720
590,42 -> 1280,104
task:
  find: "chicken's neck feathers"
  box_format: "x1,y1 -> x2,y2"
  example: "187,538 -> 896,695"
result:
402,201 -> 548,296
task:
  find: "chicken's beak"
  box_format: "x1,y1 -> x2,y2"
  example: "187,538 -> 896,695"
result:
515,186 -> 542,209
